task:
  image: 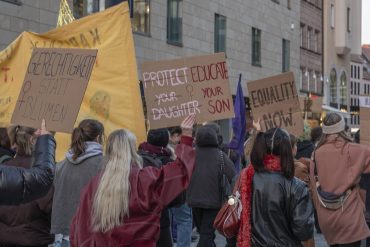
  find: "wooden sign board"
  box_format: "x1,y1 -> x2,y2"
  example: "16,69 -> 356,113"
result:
360,96 -> 370,146
247,72 -> 303,136
11,48 -> 97,133
141,53 -> 234,129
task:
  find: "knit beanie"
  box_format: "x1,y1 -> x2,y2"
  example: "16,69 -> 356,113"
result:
147,129 -> 170,147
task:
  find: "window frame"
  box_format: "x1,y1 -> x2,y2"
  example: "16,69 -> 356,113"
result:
252,27 -> 262,67
282,39 -> 290,72
167,0 -> 183,46
214,13 -> 227,53
347,7 -> 351,32
131,0 -> 151,35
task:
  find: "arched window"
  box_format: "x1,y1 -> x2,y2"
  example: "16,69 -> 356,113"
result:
340,71 -> 347,106
330,68 -> 337,104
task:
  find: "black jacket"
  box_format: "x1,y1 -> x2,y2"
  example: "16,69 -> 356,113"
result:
251,172 -> 314,247
187,127 -> 236,209
0,135 -> 55,205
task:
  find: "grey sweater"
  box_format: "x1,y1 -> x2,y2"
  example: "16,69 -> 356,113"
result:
50,142 -> 103,235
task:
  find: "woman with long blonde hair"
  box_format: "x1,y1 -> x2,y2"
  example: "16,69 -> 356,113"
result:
70,115 -> 196,246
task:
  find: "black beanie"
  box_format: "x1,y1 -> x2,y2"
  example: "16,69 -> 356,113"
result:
147,129 -> 169,147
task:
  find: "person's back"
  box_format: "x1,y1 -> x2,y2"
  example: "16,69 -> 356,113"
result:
309,113 -> 370,246
251,171 -> 310,246
51,119 -> 104,246
238,128 -> 313,247
70,115 -> 196,247
187,126 -> 235,209
0,126 -> 53,246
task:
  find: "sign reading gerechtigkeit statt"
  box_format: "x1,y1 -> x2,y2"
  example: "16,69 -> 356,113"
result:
247,72 -> 304,136
11,48 -> 97,133
141,53 -> 234,129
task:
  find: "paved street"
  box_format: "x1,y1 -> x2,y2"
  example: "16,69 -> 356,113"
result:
183,230 -> 330,247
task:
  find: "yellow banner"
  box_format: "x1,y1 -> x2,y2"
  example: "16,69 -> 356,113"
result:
0,2 -> 146,160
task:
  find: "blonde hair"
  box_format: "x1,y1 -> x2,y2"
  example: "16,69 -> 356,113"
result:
8,125 -> 37,156
91,129 -> 142,233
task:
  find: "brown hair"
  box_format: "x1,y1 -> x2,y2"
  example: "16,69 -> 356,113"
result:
7,125 -> 37,156
0,128 -> 11,149
316,113 -> 352,150
71,119 -> 104,160
289,134 -> 297,148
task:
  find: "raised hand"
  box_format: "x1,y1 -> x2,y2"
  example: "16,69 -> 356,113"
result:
181,114 -> 196,137
35,119 -> 51,136
253,118 -> 262,132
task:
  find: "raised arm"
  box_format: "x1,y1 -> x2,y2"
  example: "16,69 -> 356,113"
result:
0,120 -> 55,205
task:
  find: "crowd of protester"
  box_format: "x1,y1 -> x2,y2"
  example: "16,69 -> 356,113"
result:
0,112 -> 370,247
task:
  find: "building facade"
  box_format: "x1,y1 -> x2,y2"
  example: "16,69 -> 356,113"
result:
0,0 -> 301,139
349,55 -> 362,130
299,0 -> 323,97
323,0 -> 362,123
68,0 -> 302,138
0,0 -> 59,50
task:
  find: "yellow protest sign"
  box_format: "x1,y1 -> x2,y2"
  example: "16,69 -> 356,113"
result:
0,2 -> 146,161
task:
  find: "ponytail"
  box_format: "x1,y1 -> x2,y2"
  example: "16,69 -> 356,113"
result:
250,132 -> 268,172
70,119 -> 105,160
279,133 -> 294,179
71,127 -> 85,161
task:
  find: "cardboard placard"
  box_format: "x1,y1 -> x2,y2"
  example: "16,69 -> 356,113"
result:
299,96 -> 323,113
141,53 -> 234,129
11,48 -> 97,133
247,72 -> 303,136
360,96 -> 370,146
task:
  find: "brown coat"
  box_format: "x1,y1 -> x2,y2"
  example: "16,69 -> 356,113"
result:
309,136 -> 370,245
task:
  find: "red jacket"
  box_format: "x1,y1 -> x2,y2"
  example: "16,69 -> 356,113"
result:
70,136 -> 195,247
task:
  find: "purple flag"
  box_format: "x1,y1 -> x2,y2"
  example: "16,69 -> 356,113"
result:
228,74 -> 246,155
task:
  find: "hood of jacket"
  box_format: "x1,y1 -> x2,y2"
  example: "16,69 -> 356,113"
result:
138,142 -> 172,157
196,126 -> 219,147
65,141 -> 103,165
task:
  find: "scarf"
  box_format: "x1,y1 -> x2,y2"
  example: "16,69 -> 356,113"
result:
237,155 -> 282,247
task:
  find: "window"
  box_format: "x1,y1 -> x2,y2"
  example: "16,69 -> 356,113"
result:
300,24 -> 304,47
287,0 -> 291,9
252,27 -> 261,66
167,0 -> 183,45
302,68 -> 308,91
347,8 -> 350,32
132,0 -> 150,34
0,0 -> 22,5
214,14 -> 226,53
330,68 -> 337,104
314,30 -> 319,52
331,4 -> 335,28
307,27 -> 312,50
351,81 -> 353,94
340,72 -> 347,106
358,67 -> 360,79
271,0 -> 280,4
74,0 -> 101,19
351,65 -> 353,78
282,39 -> 290,72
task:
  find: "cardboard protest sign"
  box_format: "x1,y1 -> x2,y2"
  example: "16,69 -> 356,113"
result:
141,53 -> 234,129
11,48 -> 97,133
299,96 -> 323,113
247,72 -> 303,136
360,96 -> 370,146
